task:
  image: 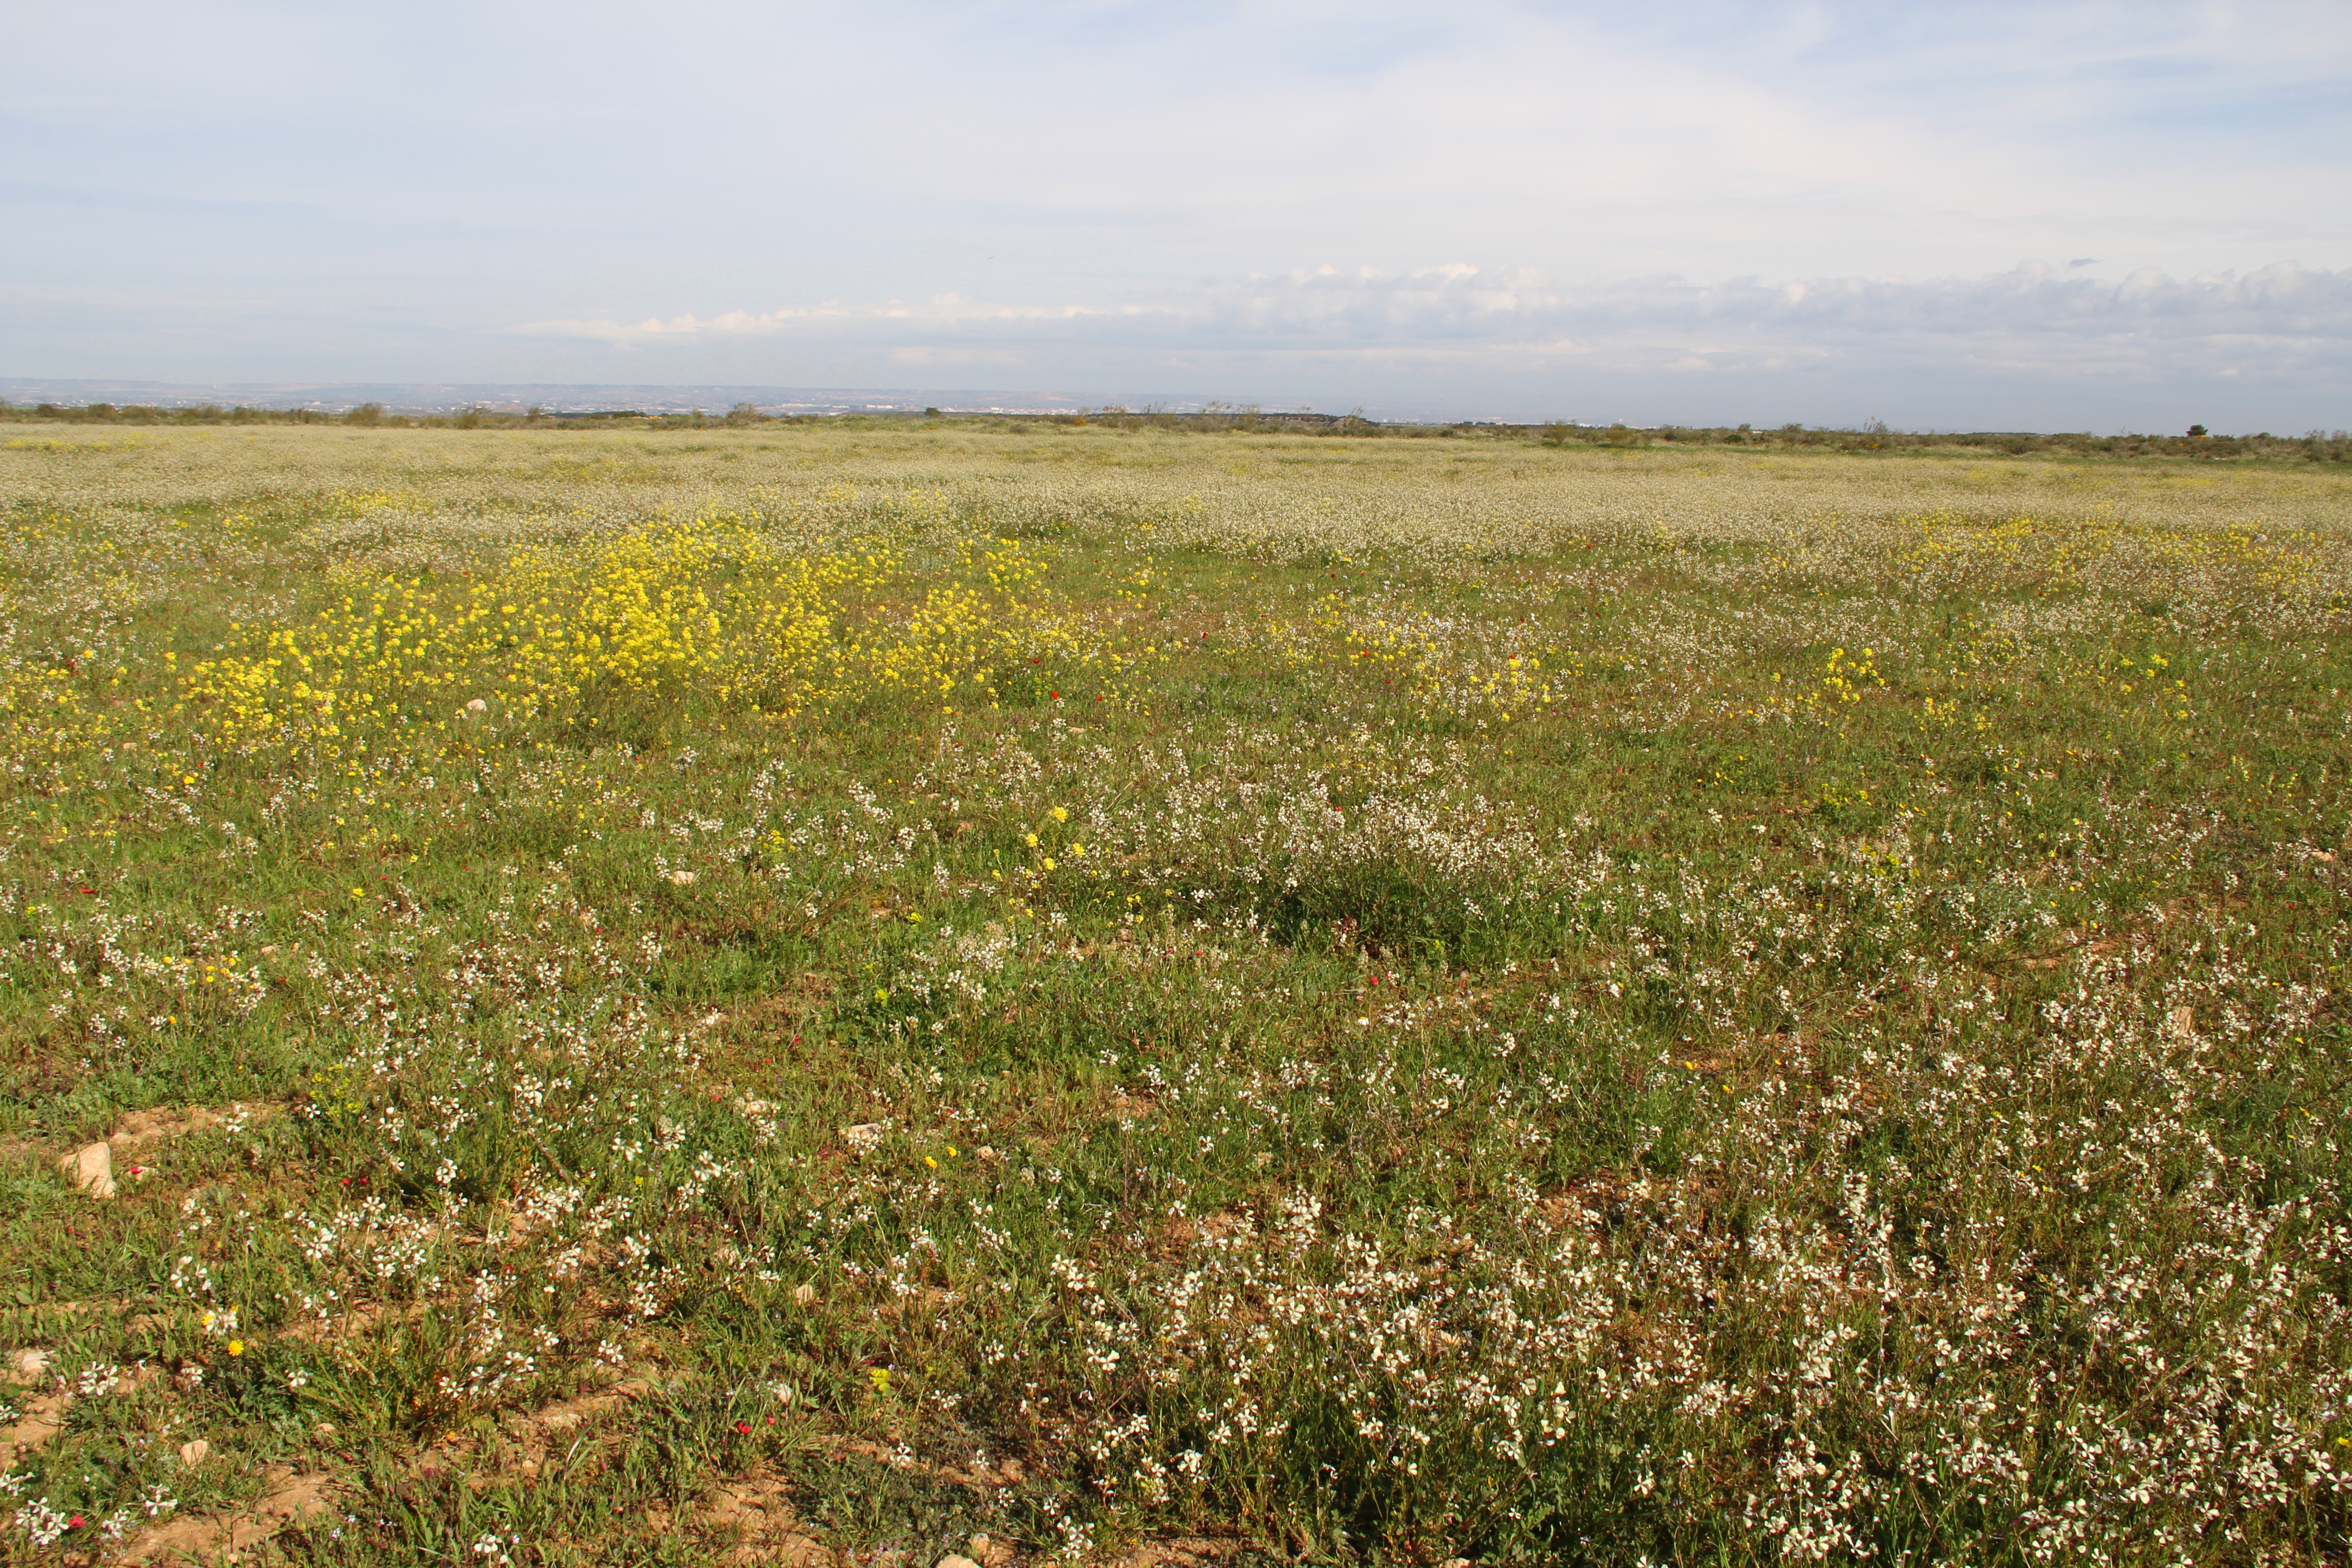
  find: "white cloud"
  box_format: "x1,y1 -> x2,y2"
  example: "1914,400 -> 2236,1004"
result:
505,261 -> 2352,387
508,297 -> 1131,344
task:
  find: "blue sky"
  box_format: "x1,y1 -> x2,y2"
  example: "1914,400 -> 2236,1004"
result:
5,0 -> 2350,428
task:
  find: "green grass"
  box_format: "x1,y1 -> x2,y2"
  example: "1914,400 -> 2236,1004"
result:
0,426 -> 2348,1565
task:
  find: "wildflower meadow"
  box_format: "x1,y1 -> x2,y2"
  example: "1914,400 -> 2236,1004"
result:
1,421 -> 2347,1566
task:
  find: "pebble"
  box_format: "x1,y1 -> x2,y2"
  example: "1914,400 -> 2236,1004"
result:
60,1142 -> 114,1200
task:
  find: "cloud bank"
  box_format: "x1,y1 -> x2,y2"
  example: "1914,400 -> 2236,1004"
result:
498,262 -> 2352,423
517,262 -> 2351,356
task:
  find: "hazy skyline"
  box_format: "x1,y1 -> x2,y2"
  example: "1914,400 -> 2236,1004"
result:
7,0 -> 2350,428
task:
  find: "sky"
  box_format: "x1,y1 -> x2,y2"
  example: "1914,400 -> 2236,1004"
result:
5,0 -> 2351,429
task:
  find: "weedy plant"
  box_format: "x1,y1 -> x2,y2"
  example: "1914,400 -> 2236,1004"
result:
0,424 -> 2348,1566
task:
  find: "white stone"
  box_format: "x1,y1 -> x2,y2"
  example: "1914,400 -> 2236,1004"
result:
179,1438 -> 211,1466
61,1142 -> 113,1199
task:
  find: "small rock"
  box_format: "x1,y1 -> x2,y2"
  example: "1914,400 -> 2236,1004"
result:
466,698 -> 489,713
791,1282 -> 818,1306
179,1438 -> 211,1466
60,1142 -> 113,1199
936,1556 -> 981,1568
8,1348 -> 48,1384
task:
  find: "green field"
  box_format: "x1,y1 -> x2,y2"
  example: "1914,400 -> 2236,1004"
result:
2,424 -> 2349,1566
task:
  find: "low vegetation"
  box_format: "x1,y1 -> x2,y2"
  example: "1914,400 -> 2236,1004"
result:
8,398 -> 2349,463
1,424 -> 2347,1564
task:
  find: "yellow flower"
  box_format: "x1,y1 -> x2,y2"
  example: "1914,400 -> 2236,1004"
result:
868,1368 -> 890,1392
226,1339 -> 245,1357
1050,806 -> 1068,823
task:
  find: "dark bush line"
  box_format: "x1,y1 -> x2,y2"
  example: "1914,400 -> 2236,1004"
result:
6,397 -> 2347,461
1524,419 -> 2352,462
0,399 -> 815,431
